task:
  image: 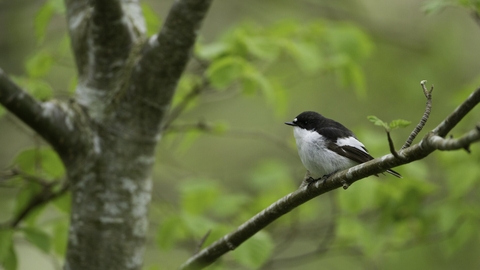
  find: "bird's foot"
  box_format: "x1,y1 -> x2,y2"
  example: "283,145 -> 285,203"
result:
306,173 -> 332,187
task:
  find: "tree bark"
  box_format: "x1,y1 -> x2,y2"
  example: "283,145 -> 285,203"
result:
1,0 -> 212,269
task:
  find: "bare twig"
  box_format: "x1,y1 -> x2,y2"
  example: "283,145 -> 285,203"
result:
402,80 -> 433,149
195,229 -> 212,254
472,11 -> 480,28
180,87 -> 480,270
386,131 -> 402,159
0,181 -> 70,229
10,168 -> 51,187
163,78 -> 209,130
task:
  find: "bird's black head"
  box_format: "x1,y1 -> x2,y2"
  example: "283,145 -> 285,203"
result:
285,111 -> 325,131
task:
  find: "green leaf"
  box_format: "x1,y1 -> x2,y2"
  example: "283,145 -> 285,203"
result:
2,244 -> 17,270
206,56 -> 248,89
156,215 -> 186,250
35,0 -> 65,43
68,75 -> 78,93
142,3 -> 161,36
177,130 -> 201,154
422,0 -> 454,14
180,180 -> 220,215
52,221 -> 68,256
327,24 -> 373,62
0,106 -> 5,118
11,76 -> 53,100
243,37 -> 280,61
346,64 -> 366,97
196,42 -> 229,60
233,231 -> 274,269
248,160 -> 293,191
367,115 -> 389,130
442,218 -> 476,255
283,40 -> 323,73
0,230 -> 14,262
35,1 -> 55,43
270,80 -> 288,117
24,204 -> 48,227
22,227 -> 51,253
14,184 -> 42,220
211,121 -> 229,135
211,194 -> 250,218
242,72 -> 275,104
14,147 -> 65,179
52,192 -> 71,213
180,213 -> 217,238
389,119 -> 411,130
437,204 -> 461,233
25,51 -> 53,78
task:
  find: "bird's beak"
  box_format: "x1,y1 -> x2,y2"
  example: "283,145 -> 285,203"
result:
285,121 -> 296,126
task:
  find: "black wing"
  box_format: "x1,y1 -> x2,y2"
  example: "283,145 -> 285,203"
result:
326,141 -> 374,164
322,128 -> 402,178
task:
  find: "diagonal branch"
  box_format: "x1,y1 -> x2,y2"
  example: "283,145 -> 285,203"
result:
180,87 -> 480,270
112,0 -> 214,139
427,125 -> 480,152
10,181 -> 69,228
0,69 -> 86,162
163,78 -> 209,130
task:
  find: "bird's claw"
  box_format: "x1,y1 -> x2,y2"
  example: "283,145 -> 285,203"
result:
306,174 -> 329,187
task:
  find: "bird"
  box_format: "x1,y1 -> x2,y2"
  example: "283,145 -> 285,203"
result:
285,111 -> 401,183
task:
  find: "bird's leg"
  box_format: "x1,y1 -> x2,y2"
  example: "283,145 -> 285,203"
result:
306,172 -> 335,187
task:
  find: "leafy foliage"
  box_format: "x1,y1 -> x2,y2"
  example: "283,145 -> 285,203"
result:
368,115 -> 411,131
423,0 -> 480,14
1,1 -> 480,269
195,19 -> 373,113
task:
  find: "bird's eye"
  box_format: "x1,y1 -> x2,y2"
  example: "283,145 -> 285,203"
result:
293,118 -> 297,122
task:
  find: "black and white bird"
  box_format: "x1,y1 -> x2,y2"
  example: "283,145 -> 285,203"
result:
285,111 -> 401,181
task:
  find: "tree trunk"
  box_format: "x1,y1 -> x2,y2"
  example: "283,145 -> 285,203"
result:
1,0 -> 212,269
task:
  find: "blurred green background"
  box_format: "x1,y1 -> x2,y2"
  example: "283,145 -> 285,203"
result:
1,0 -> 480,269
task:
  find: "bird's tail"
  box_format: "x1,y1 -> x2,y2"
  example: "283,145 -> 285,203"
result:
386,169 -> 402,178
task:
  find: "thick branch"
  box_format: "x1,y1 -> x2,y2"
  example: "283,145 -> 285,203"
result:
64,0 -> 145,119
112,0 -> 213,139
433,88 -> 480,137
0,69 -> 86,162
180,87 -> 480,270
86,0 -> 144,88
427,125 -> 480,152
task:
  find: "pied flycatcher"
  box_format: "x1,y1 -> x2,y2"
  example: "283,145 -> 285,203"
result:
286,111 -> 401,181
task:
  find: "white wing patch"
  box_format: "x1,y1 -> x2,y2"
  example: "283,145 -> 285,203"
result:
336,137 -> 368,154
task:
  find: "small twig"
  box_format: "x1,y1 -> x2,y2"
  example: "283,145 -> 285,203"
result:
402,80 -> 433,149
11,168 -> 51,187
8,181 -> 69,228
163,78 -> 209,130
386,131 -> 402,159
472,11 -> 480,29
195,229 -> 212,254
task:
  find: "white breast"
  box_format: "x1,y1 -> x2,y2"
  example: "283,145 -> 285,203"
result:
293,127 -> 358,178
